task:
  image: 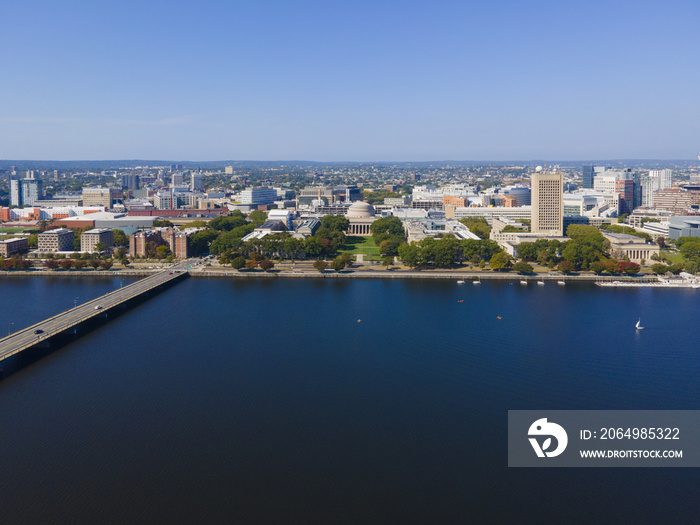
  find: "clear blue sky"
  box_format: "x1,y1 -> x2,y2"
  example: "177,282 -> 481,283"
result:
1,0 -> 698,161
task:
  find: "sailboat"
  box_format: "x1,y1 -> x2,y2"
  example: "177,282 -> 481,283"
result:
635,319 -> 644,330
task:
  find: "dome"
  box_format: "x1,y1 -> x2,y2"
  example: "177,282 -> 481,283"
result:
347,201 -> 376,218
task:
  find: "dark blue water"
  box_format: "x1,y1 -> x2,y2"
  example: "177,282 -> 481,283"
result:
0,277 -> 699,524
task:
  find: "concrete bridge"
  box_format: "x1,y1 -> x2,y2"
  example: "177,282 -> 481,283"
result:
0,260 -> 194,364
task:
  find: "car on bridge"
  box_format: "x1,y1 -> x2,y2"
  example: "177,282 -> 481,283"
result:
34,329 -> 44,334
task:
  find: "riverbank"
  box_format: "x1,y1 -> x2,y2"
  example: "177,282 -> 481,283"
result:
0,266 -> 661,283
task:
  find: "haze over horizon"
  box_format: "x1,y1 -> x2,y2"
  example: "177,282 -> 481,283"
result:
2,0 -> 698,162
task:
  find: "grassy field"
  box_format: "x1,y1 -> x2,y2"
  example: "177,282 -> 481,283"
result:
0,227 -> 38,234
340,236 -> 381,259
660,250 -> 684,264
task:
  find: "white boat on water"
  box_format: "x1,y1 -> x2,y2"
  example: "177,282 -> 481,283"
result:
520,280 -> 527,285
473,280 -> 481,285
457,280 -> 465,284
557,281 -> 565,286
636,319 -> 644,330
537,281 -> 545,286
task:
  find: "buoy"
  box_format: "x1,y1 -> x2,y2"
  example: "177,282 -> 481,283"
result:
357,319 -> 361,323
457,300 -> 464,303
497,316 -> 502,320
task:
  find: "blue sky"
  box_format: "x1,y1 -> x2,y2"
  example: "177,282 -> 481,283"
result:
1,0 -> 698,161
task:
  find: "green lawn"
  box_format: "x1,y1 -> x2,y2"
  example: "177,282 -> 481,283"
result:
660,250 -> 684,264
0,227 -> 38,234
340,236 -> 381,258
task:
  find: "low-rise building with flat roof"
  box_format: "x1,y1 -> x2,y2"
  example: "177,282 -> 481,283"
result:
81,228 -> 114,253
601,231 -> 660,264
0,237 -> 29,257
38,228 -> 74,252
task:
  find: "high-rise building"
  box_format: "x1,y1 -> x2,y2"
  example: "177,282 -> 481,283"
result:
10,173 -> 43,206
119,174 -> 140,190
593,169 -> 634,214
190,173 -> 203,192
582,165 -> 594,189
10,178 -> 21,206
21,177 -> 43,206
531,171 -> 564,236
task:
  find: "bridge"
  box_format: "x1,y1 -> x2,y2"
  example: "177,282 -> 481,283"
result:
0,260 -> 196,364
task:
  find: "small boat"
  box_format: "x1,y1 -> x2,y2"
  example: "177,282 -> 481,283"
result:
557,281 -> 565,286
497,316 -> 502,320
457,280 -> 465,284
635,319 -> 644,330
537,281 -> 545,286
473,280 -> 481,285
520,280 -> 527,285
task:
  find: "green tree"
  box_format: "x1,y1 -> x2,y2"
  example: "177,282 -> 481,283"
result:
313,259 -> 329,272
155,245 -> 170,259
512,261 -> 534,274
320,215 -> 350,232
398,242 -> 420,269
188,229 -> 220,256
370,216 -> 405,237
458,217 -> 491,239
248,210 -> 267,226
27,234 -> 38,249
679,241 -> 700,259
558,260 -> 576,274
231,256 -> 246,270
208,213 -> 248,232
651,263 -> 668,274
684,260 -> 699,274
153,219 -> 174,227
590,260 -> 606,274
489,252 -> 511,271
112,229 -> 129,247
515,242 -> 537,261
330,257 -> 346,272
94,242 -> 107,253
382,256 -> 394,269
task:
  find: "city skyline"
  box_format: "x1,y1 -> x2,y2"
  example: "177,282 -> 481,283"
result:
2,1 -> 699,161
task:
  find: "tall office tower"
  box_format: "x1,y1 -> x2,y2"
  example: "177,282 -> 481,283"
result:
649,169 -> 672,190
21,177 -> 43,206
171,173 -> 184,187
594,169 -> 634,214
531,170 -> 564,236
190,172 -> 203,192
119,174 -> 140,190
582,165 -> 594,189
10,178 -> 21,206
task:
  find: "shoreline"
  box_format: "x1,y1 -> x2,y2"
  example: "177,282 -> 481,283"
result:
0,267 -> 660,283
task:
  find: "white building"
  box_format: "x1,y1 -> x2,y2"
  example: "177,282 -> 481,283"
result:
240,187 -> 277,205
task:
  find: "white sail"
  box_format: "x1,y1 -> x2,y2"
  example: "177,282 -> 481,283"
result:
636,319 -> 644,330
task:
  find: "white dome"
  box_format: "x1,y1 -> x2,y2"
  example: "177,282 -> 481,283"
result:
347,201 -> 376,218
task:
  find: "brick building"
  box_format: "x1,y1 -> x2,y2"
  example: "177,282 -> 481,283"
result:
0,237 -> 29,257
